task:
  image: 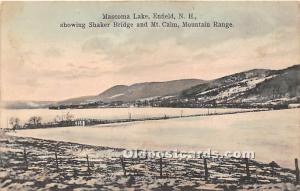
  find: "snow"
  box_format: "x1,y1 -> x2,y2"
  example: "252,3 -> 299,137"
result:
196,75 -> 278,102
138,96 -> 160,101
109,93 -> 124,99
1,132 -> 298,191
162,95 -> 175,99
288,103 -> 300,108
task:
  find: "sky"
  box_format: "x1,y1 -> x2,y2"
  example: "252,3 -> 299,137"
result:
1,1 -> 299,101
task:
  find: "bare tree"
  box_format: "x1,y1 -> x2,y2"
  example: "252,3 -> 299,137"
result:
9,117 -> 21,130
54,115 -> 61,123
65,112 -> 74,121
28,116 -> 42,126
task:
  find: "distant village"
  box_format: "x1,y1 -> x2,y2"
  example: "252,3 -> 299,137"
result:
48,96 -> 299,110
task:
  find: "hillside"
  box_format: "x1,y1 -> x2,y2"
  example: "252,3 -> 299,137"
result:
98,79 -> 206,102
180,65 -> 300,106
55,79 -> 206,106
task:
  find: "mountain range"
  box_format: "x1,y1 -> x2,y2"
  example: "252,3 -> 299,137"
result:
3,64 -> 299,109
57,79 -> 205,105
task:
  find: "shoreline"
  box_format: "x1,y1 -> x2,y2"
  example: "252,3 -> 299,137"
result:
4,108 -> 270,131
1,134 -> 299,190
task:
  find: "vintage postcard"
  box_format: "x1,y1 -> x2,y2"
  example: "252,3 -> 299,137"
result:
0,1 -> 299,190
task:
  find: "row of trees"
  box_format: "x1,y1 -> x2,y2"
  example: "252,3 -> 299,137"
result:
9,116 -> 42,130
8,112 -> 75,130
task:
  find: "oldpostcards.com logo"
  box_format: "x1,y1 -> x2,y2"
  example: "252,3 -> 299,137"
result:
123,149 -> 255,159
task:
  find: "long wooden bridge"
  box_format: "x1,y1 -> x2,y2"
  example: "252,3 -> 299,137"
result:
9,108 -> 270,130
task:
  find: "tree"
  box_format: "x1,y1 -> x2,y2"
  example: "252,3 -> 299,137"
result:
54,115 -> 61,123
28,116 -> 42,126
9,117 -> 21,130
65,112 -> 74,121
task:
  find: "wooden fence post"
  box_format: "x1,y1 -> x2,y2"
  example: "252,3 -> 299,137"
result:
159,157 -> 163,178
55,151 -> 59,171
86,154 -> 91,174
120,157 -> 126,176
23,148 -> 28,169
295,158 -> 299,183
204,158 -> 208,181
245,158 -> 250,179
128,112 -> 131,121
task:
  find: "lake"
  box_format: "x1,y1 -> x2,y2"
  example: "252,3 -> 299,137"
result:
4,108 -> 300,168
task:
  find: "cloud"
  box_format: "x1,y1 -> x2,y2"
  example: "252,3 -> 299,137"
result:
1,2 -> 299,101
81,35 -> 126,55
82,37 -> 112,52
44,47 -> 63,57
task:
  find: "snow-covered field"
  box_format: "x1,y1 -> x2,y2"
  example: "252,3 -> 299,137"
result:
0,134 -> 299,191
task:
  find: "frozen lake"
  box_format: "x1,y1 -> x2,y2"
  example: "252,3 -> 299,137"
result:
10,108 -> 300,168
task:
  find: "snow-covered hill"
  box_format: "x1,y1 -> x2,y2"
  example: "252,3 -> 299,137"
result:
181,65 -> 300,106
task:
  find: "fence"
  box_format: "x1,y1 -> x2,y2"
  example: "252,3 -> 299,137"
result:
11,147 -> 299,184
